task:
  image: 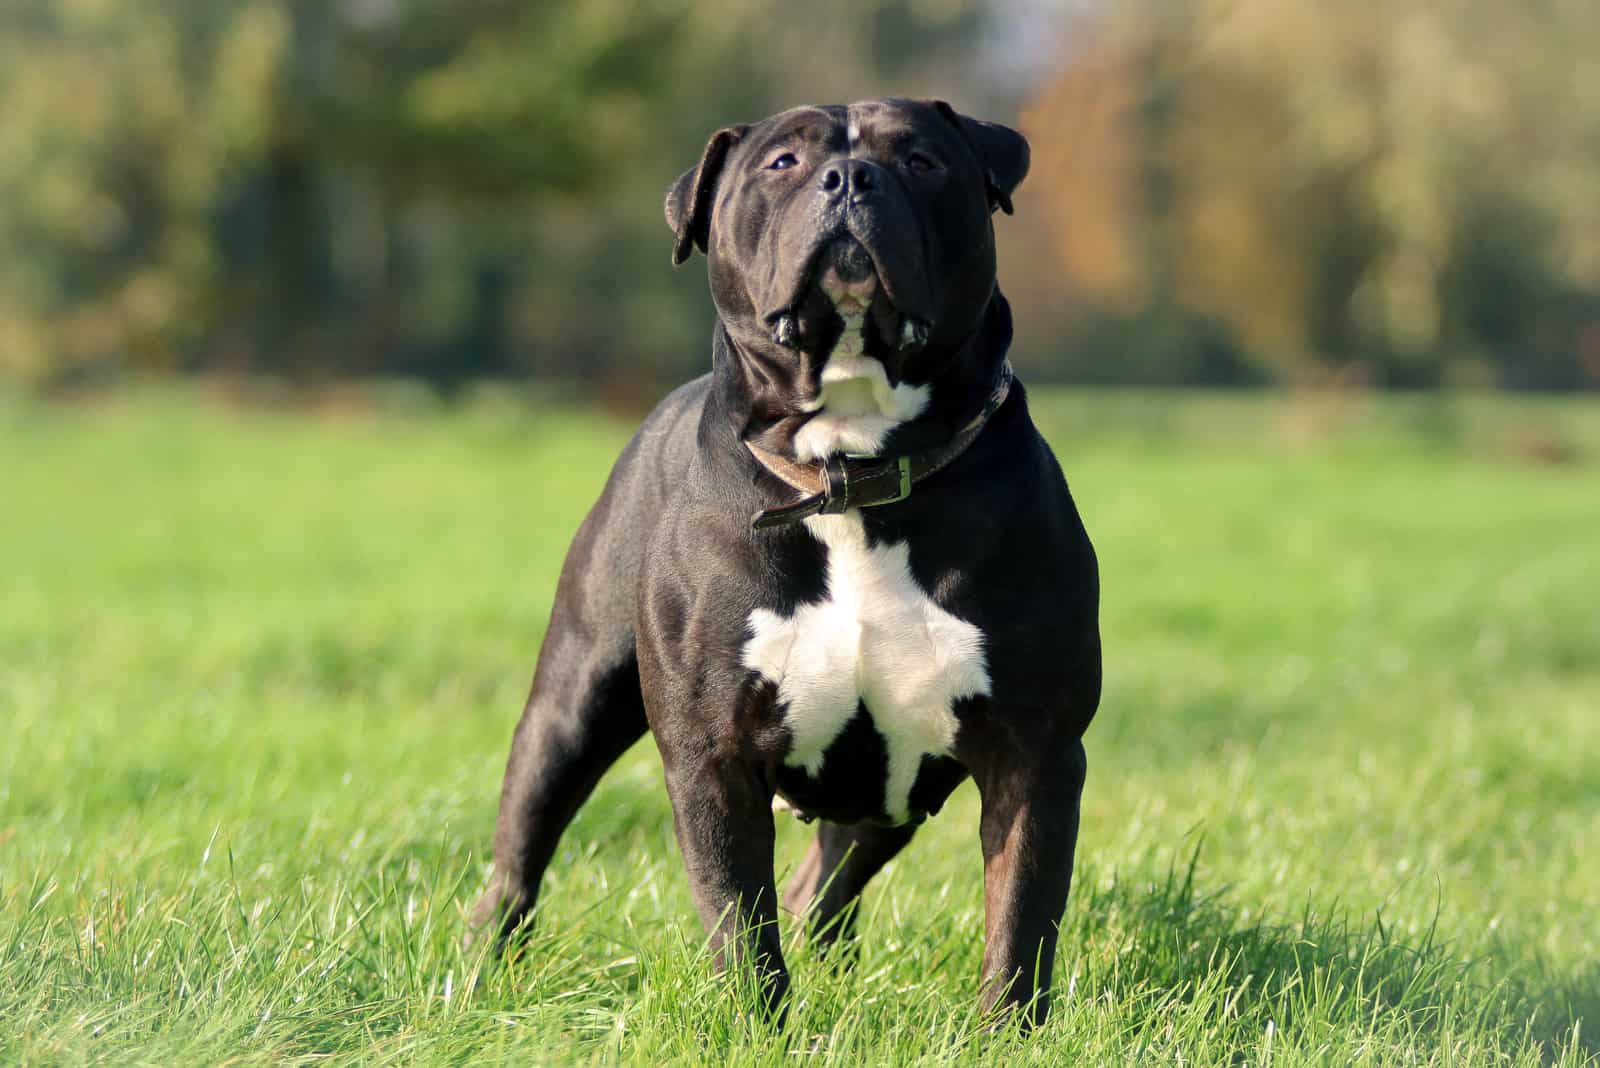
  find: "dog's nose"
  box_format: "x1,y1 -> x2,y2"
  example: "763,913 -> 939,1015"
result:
818,159 -> 882,204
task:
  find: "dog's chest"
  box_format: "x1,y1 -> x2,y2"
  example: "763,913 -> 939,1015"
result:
741,512 -> 991,823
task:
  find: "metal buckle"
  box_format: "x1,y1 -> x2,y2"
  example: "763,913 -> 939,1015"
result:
890,454 -> 912,503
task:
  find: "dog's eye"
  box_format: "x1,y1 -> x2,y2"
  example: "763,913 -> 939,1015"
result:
904,152 -> 938,173
768,153 -> 799,171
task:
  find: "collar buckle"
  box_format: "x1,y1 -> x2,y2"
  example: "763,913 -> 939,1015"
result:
818,453 -> 915,516
889,454 -> 913,503
747,362 -> 1013,531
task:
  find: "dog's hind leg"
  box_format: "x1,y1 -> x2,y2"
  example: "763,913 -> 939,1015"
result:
782,821 -> 919,953
468,624 -> 646,948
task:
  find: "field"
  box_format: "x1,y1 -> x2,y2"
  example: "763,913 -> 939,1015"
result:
3,384 -> 1598,1065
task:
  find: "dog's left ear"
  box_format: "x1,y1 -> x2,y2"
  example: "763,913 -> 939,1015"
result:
933,101 -> 1030,215
665,125 -> 748,266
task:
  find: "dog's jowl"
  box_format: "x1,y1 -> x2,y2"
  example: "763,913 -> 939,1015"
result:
470,98 -> 1101,1027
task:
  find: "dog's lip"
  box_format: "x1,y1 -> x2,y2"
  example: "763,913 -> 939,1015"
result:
760,225 -> 938,354
763,243 -> 877,320
762,231 -> 926,328
818,259 -> 878,314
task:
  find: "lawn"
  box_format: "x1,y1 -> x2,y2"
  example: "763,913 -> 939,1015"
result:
2,384 -> 1597,1065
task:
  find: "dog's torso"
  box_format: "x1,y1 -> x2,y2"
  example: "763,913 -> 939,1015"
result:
615,359 -> 1098,829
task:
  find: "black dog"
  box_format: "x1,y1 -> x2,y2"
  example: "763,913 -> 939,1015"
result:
470,98 -> 1100,1026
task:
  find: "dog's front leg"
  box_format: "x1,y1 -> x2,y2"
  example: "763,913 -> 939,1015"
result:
972,736 -> 1087,1029
661,753 -> 789,1016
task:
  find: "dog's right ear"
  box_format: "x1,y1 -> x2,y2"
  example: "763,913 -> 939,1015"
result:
665,125 -> 747,266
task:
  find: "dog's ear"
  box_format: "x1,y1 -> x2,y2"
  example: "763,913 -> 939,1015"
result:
665,125 -> 747,266
933,101 -> 1030,216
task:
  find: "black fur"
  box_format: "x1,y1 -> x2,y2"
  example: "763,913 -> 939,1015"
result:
471,99 -> 1100,1028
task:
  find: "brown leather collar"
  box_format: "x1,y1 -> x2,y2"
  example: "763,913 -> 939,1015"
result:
744,362 -> 1013,530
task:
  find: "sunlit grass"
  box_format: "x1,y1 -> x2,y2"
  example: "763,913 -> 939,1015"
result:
3,384 -> 1597,1064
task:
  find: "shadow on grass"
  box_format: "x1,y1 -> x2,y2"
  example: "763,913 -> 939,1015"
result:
1064,842 -> 1597,1060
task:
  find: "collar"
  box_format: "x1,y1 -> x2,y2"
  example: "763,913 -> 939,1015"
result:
744,361 -> 1014,530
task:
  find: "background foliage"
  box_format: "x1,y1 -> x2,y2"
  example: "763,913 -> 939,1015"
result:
1024,0 -> 1600,388
3,0 -> 1598,390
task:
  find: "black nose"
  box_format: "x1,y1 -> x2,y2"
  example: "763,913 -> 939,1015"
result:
818,159 -> 881,204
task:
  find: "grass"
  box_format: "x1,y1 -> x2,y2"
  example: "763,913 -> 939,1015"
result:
2,382 -> 1598,1065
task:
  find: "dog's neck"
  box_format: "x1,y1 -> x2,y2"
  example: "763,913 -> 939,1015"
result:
709,291 -> 1015,463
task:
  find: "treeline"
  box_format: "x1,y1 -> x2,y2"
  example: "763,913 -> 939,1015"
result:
2,1 -> 1596,390
1017,0 -> 1600,389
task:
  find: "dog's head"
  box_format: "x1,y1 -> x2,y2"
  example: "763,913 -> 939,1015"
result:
665,99 -> 1027,454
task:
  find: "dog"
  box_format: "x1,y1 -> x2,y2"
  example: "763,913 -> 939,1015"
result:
469,98 -> 1100,1027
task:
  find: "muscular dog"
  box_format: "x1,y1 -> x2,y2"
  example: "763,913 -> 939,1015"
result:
469,98 -> 1100,1027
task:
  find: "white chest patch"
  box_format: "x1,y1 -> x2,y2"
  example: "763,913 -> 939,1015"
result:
741,511 -> 991,823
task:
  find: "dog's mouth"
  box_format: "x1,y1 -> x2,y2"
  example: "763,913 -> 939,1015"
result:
764,235 -> 932,356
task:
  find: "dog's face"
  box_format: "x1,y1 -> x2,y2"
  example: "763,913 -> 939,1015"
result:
666,99 -> 1028,422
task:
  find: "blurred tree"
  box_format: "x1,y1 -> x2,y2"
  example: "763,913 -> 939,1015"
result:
21,1 -> 1594,390
0,0 -> 286,384
1018,0 -> 1600,387
0,0 -> 704,385
0,0 -> 998,389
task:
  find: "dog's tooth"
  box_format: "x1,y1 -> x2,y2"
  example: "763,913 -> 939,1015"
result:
899,317 -> 930,350
771,313 -> 800,348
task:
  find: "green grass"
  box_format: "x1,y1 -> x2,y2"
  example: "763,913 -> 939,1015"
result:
2,384 -> 1598,1065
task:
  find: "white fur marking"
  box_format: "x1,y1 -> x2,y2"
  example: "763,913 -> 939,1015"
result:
741,512 -> 991,823
793,311 -> 928,460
